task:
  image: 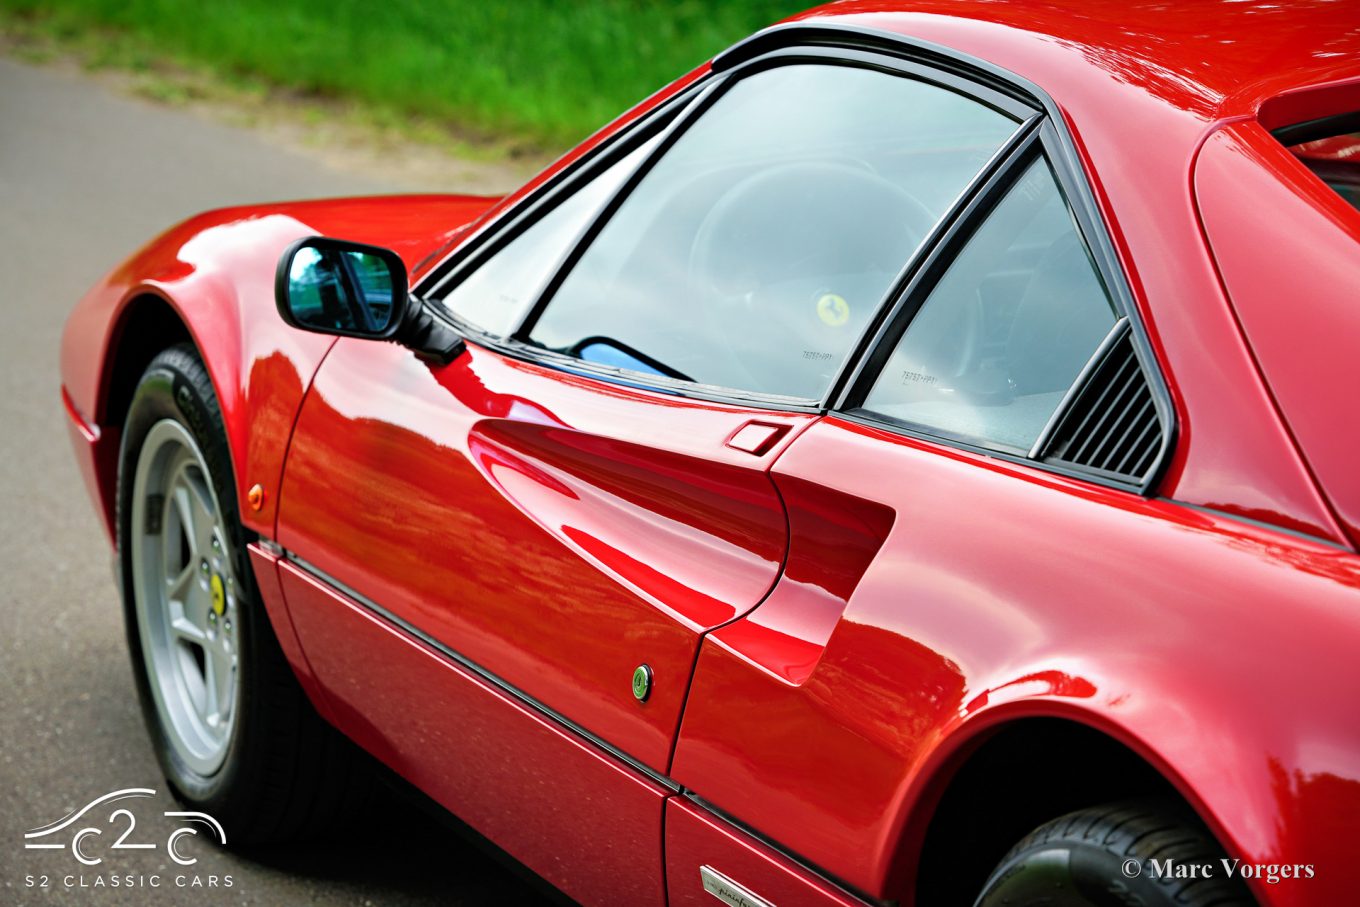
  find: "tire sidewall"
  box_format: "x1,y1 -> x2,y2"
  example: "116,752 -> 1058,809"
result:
116,350 -> 261,813
974,802 -> 1254,907
978,843 -> 1178,907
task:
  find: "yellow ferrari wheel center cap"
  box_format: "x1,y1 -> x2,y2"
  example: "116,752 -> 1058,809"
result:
210,573 -> 226,616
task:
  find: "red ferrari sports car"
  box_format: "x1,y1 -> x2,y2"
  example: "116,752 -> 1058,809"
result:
59,2 -> 1360,905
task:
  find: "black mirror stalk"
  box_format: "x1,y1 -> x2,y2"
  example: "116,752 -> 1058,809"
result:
399,296 -> 466,366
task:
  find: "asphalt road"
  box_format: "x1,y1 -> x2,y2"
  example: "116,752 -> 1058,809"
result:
0,56 -> 553,906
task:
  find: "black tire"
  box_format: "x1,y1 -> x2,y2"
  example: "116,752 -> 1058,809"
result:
116,343 -> 370,842
975,800 -> 1255,907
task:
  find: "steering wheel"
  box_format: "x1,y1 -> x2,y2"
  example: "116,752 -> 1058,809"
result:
687,161 -> 937,396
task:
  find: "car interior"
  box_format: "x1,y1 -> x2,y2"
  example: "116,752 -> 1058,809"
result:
441,63 -> 1117,459
1288,128 -> 1360,214
862,158 -> 1117,452
528,63 -> 1019,400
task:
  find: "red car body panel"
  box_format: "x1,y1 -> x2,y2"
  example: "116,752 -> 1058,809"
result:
273,550 -> 671,907
57,3 -> 1360,906
796,2 -> 1355,545
672,417 -> 1360,904
274,338 -> 813,773
59,195 -> 499,541
665,798 -> 864,907
248,543 -> 325,707
1194,121 -> 1360,550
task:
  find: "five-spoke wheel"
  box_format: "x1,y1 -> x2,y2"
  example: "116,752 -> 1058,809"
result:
130,418 -> 240,775
118,343 -> 371,842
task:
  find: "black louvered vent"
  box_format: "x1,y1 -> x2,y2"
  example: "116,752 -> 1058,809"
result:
1045,331 -> 1164,484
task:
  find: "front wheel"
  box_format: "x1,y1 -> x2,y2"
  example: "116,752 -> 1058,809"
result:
975,800 -> 1255,906
117,343 -> 369,841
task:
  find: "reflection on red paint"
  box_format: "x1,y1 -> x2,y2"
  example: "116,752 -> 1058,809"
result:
277,338 -> 813,773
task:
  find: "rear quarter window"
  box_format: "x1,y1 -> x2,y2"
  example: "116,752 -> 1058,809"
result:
1282,119 -> 1360,213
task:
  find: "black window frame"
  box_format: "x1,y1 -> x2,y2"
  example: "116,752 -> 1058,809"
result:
831,122 -> 1171,488
831,106 -> 1174,493
414,80 -> 705,345
412,21 -> 1176,495
511,46 -> 1035,372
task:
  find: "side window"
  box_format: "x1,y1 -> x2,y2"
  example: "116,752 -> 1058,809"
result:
439,136 -> 659,336
526,64 -> 1021,399
861,157 -> 1117,452
1285,126 -> 1360,214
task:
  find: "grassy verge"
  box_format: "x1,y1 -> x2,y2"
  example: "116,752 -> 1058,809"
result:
0,0 -> 809,152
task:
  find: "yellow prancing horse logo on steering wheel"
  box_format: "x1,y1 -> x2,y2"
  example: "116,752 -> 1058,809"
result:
816,293 -> 850,327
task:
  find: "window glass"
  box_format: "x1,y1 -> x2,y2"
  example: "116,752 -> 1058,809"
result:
862,158 -> 1116,452
1287,130 -> 1360,214
527,64 -> 1020,399
439,136 -> 659,336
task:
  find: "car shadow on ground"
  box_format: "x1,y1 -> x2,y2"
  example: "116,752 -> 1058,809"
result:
233,777 -> 561,906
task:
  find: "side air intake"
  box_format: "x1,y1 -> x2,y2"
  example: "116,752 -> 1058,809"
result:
1043,324 -> 1165,486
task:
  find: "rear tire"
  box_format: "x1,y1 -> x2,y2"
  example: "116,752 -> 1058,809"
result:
117,343 -> 370,842
975,800 -> 1255,906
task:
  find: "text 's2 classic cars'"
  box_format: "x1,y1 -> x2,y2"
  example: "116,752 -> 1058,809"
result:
59,2 -> 1360,905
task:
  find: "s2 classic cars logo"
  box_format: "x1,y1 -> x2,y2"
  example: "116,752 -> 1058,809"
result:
24,788 -> 226,867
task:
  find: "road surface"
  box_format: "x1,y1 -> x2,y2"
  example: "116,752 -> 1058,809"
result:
0,55 -> 554,906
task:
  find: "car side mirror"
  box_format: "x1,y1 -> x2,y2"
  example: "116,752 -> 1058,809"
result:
276,237 -> 407,338
275,236 -> 464,364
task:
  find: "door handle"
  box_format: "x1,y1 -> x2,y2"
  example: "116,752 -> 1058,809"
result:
724,420 -> 792,456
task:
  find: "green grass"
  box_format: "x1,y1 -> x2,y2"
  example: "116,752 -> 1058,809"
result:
0,0 -> 810,149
